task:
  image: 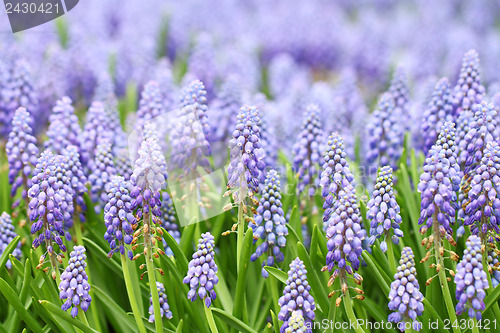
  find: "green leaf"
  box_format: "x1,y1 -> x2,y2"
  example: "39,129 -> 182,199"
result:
0,278 -> 43,332
211,308 -> 258,333
93,285 -> 137,332
162,227 -> 189,273
40,300 -> 99,333
289,206 -> 302,243
361,251 -> 390,294
484,285 -> 500,313
176,319 -> 184,333
270,310 -> 280,333
264,267 -> 287,284
0,236 -> 20,272
233,229 -> 253,320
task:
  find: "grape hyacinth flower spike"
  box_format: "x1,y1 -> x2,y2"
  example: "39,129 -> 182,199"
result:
148,282 -> 173,322
284,311 -> 307,333
63,145 -> 88,225
88,140 -> 117,213
45,96 -> 81,154
388,247 -> 424,332
160,192 -> 180,256
0,212 -> 22,269
6,107 -> 38,206
455,235 -> 489,320
249,169 -> 288,278
28,150 -> 67,279
59,245 -> 91,318
183,232 -> 219,308
278,258 -> 315,332
367,166 -> 403,259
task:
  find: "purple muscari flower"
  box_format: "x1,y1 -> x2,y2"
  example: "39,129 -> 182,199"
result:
211,77 -> 242,142
486,250 -> 500,288
104,175 -> 136,258
115,148 -> 132,181
388,247 -> 424,332
183,232 -> 218,308
63,146 -> 87,223
366,93 -> 403,173
325,184 -> 366,275
284,311 -> 307,333
153,58 -> 176,111
45,97 -> 82,155
293,104 -> 324,197
456,110 -> 474,168
0,212 -> 22,269
278,258 -> 315,333
93,72 -> 117,109
451,50 -> 485,119
28,150 -> 67,253
320,133 -> 355,224
160,192 -> 180,256
88,140 -> 116,213
54,155 -> 76,238
462,102 -> 497,177
6,107 -> 38,200
455,235 -> 489,320
418,122 -> 460,235
367,166 -> 403,252
136,81 -> 165,132
79,101 -> 114,168
250,170 -> 288,278
179,79 -> 211,140
59,245 -> 91,318
253,94 -> 278,168
148,282 -> 173,322
388,66 -> 411,133
0,59 -> 39,136
187,33 -> 217,98
227,105 -> 266,201
463,141 -> 500,235
420,78 -> 454,156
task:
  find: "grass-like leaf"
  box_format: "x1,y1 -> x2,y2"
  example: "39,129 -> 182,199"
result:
211,308 -> 258,333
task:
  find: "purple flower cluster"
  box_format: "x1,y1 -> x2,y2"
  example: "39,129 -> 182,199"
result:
227,105 -> 265,201
183,232 -> 218,308
278,258 -> 315,333
367,166 -> 403,252
160,192 -> 180,256
451,50 -> 485,118
79,101 -> 113,167
6,107 -> 38,199
63,146 -> 88,223
179,79 -> 211,140
250,170 -> 288,278
388,247 -> 424,332
45,97 -> 81,155
211,77 -> 242,142
366,93 -> 403,171
136,81 -> 165,131
59,245 -> 91,318
28,151 -> 67,253
456,110 -> 474,168
104,176 -> 137,258
325,185 -> 366,275
284,311 -> 307,333
148,282 -> 173,322
455,235 -> 489,320
418,122 -> 460,235
88,140 -> 116,213
388,66 -> 411,132
463,141 -> 500,235
54,154 -> 76,236
0,212 -> 22,269
292,104 -> 324,196
320,132 -> 354,224
420,78 -> 454,155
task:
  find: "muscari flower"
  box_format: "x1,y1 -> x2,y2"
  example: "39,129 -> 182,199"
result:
293,104 -> 324,197
455,235 -> 489,320
388,66 -> 411,133
54,154 -> 76,238
211,77 -> 242,143
59,245 -> 91,318
366,93 -> 403,172
28,151 -> 67,254
451,50 -> 485,119
153,58 -> 176,111
278,258 -> 315,333
250,170 -> 288,278
456,110 -> 474,168
104,175 -> 136,259
325,184 -> 366,278
367,166 -> 403,252
88,140 -> 116,213
179,79 -> 211,140
420,78 -> 454,155
227,105 -> 266,202
114,147 -> 132,181
320,133 -> 355,225
187,33 -> 217,98
6,107 -> 38,200
160,192 -> 180,256
463,141 -> 500,235
45,96 -> 81,155
136,81 -> 165,132
183,232 -> 219,308
0,212 -> 22,269
388,247 -> 424,332
486,250 -> 500,288
284,311 -> 307,333
148,282 -> 173,322
63,146 -> 87,223
418,122 -> 460,235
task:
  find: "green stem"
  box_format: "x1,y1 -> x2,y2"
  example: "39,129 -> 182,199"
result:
78,310 -> 89,326
236,201 -> 244,272
204,305 -> 219,333
144,208 -> 162,333
268,276 -> 280,315
326,296 -> 337,333
386,237 -> 397,274
479,233 -> 500,319
342,290 -> 365,333
121,253 -> 147,333
472,319 -> 479,333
